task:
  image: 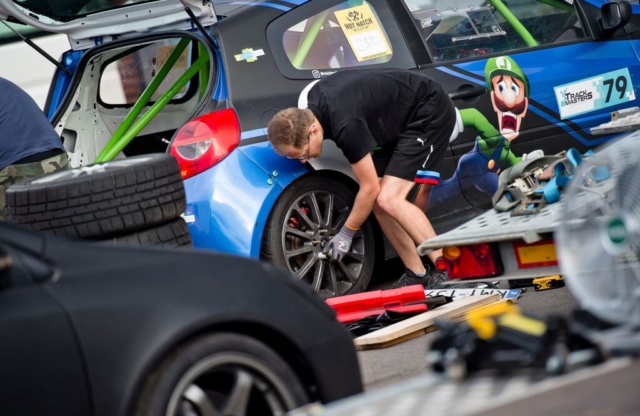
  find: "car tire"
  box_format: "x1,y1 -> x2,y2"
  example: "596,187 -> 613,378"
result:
134,333 -> 309,416
99,218 -> 192,248
261,175 -> 375,298
5,154 -> 186,239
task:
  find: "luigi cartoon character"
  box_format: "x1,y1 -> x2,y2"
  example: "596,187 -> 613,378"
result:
426,56 -> 535,207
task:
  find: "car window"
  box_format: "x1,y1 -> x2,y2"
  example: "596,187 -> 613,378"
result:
402,0 -> 586,63
282,0 -> 393,70
99,38 -> 194,106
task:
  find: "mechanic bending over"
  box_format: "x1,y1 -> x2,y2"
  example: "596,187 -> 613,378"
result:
267,68 -> 462,289
0,77 -> 69,220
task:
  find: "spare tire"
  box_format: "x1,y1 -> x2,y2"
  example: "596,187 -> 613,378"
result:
5,154 -> 186,239
99,218 -> 192,248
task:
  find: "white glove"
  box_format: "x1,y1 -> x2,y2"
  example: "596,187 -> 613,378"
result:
522,150 -> 544,161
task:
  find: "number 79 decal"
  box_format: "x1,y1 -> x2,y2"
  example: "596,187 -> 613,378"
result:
554,68 -> 636,119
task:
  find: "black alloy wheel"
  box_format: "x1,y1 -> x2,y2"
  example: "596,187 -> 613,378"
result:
136,333 -> 308,416
261,176 -> 374,298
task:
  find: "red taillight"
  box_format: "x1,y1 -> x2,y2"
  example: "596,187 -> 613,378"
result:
170,108 -> 241,179
442,243 -> 504,279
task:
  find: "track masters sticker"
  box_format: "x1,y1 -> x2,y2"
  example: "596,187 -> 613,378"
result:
554,68 -> 636,119
334,4 -> 392,62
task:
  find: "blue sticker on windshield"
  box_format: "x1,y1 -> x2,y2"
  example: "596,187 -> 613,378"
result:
554,67 -> 636,119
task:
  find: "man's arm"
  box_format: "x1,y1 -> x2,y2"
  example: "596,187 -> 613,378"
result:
345,153 -> 380,229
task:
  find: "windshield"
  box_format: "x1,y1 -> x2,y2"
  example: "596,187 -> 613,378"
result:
14,0 -> 159,22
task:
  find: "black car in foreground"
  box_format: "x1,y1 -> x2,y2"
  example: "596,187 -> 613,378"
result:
0,222 -> 362,416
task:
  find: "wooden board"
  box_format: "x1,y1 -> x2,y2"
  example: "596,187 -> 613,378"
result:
354,294 -> 501,350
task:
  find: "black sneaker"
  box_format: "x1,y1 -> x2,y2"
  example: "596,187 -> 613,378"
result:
392,269 -> 429,289
392,267 -> 448,289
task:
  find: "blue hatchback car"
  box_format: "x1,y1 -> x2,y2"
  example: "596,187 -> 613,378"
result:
2,0 -> 640,297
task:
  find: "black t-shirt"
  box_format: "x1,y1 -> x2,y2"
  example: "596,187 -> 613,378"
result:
0,77 -> 64,170
307,68 -> 454,164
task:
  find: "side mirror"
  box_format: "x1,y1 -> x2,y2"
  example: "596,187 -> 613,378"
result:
600,1 -> 632,36
0,248 -> 12,289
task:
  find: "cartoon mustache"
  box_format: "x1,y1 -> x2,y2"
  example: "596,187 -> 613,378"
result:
494,95 -> 527,115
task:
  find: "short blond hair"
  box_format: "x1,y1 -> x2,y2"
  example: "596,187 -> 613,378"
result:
267,108 -> 314,155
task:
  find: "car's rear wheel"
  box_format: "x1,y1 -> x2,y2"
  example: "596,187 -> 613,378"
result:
135,333 -> 308,416
261,175 -> 375,298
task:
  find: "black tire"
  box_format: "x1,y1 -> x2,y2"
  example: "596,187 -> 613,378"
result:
135,333 -> 309,416
5,154 -> 186,239
261,175 -> 375,298
99,218 -> 192,248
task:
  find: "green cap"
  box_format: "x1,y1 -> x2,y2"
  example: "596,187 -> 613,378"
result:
484,56 -> 529,97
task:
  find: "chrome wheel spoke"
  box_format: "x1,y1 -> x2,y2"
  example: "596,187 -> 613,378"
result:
338,261 -> 357,283
309,193 -> 323,226
345,250 -> 364,262
332,209 -> 348,230
183,384 -> 219,416
284,226 -> 313,241
294,255 -> 318,279
327,264 -> 338,296
284,244 -> 313,259
324,193 -> 335,227
312,261 -> 325,292
292,206 -> 317,230
221,370 -> 254,416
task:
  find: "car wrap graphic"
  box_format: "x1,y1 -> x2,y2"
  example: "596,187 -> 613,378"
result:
428,41 -> 640,207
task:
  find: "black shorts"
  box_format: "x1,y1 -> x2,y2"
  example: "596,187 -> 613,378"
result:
372,108 -> 455,185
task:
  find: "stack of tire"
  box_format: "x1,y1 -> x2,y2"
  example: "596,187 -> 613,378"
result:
4,154 -> 192,248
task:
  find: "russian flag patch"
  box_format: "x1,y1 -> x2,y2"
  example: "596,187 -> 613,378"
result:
415,170 -> 440,185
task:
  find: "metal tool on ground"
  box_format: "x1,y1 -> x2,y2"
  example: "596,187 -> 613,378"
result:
533,275 -> 565,291
325,285 -> 449,323
427,301 -> 603,381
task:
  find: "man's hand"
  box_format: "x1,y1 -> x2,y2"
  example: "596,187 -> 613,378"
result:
328,225 -> 356,262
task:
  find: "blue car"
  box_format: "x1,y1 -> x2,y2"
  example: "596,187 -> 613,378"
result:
2,0 -> 639,297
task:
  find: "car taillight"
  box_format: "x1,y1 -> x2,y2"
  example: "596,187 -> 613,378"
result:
442,243 -> 504,279
170,109 -> 241,179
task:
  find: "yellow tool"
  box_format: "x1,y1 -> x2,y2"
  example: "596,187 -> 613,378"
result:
533,275 -> 565,291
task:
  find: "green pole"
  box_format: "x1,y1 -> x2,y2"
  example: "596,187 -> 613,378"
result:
97,54 -> 210,162
95,38 -> 191,163
291,11 -> 329,69
198,41 -> 209,97
488,0 -> 538,47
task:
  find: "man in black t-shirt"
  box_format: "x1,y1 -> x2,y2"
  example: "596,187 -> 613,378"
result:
267,68 -> 460,288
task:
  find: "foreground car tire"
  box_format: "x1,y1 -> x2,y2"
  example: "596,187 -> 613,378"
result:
261,175 -> 375,298
5,154 -> 185,239
135,333 -> 309,416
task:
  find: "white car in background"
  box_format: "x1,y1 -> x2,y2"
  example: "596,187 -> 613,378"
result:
0,21 -> 69,109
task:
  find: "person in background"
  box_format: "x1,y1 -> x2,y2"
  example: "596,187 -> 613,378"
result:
0,77 -> 69,220
267,68 -> 462,288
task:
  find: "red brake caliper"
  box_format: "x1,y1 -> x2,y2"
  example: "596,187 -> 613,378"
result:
288,204 -> 311,231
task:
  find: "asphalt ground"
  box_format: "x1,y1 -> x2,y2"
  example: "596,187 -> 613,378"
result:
359,258 -> 581,391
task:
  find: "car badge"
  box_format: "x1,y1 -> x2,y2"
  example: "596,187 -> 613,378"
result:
234,48 -> 265,63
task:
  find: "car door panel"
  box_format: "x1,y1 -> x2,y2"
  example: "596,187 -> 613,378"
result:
398,0 -> 640,209
0,248 -> 91,416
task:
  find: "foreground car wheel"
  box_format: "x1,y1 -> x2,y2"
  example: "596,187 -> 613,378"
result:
136,333 -> 308,416
262,176 -> 375,298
